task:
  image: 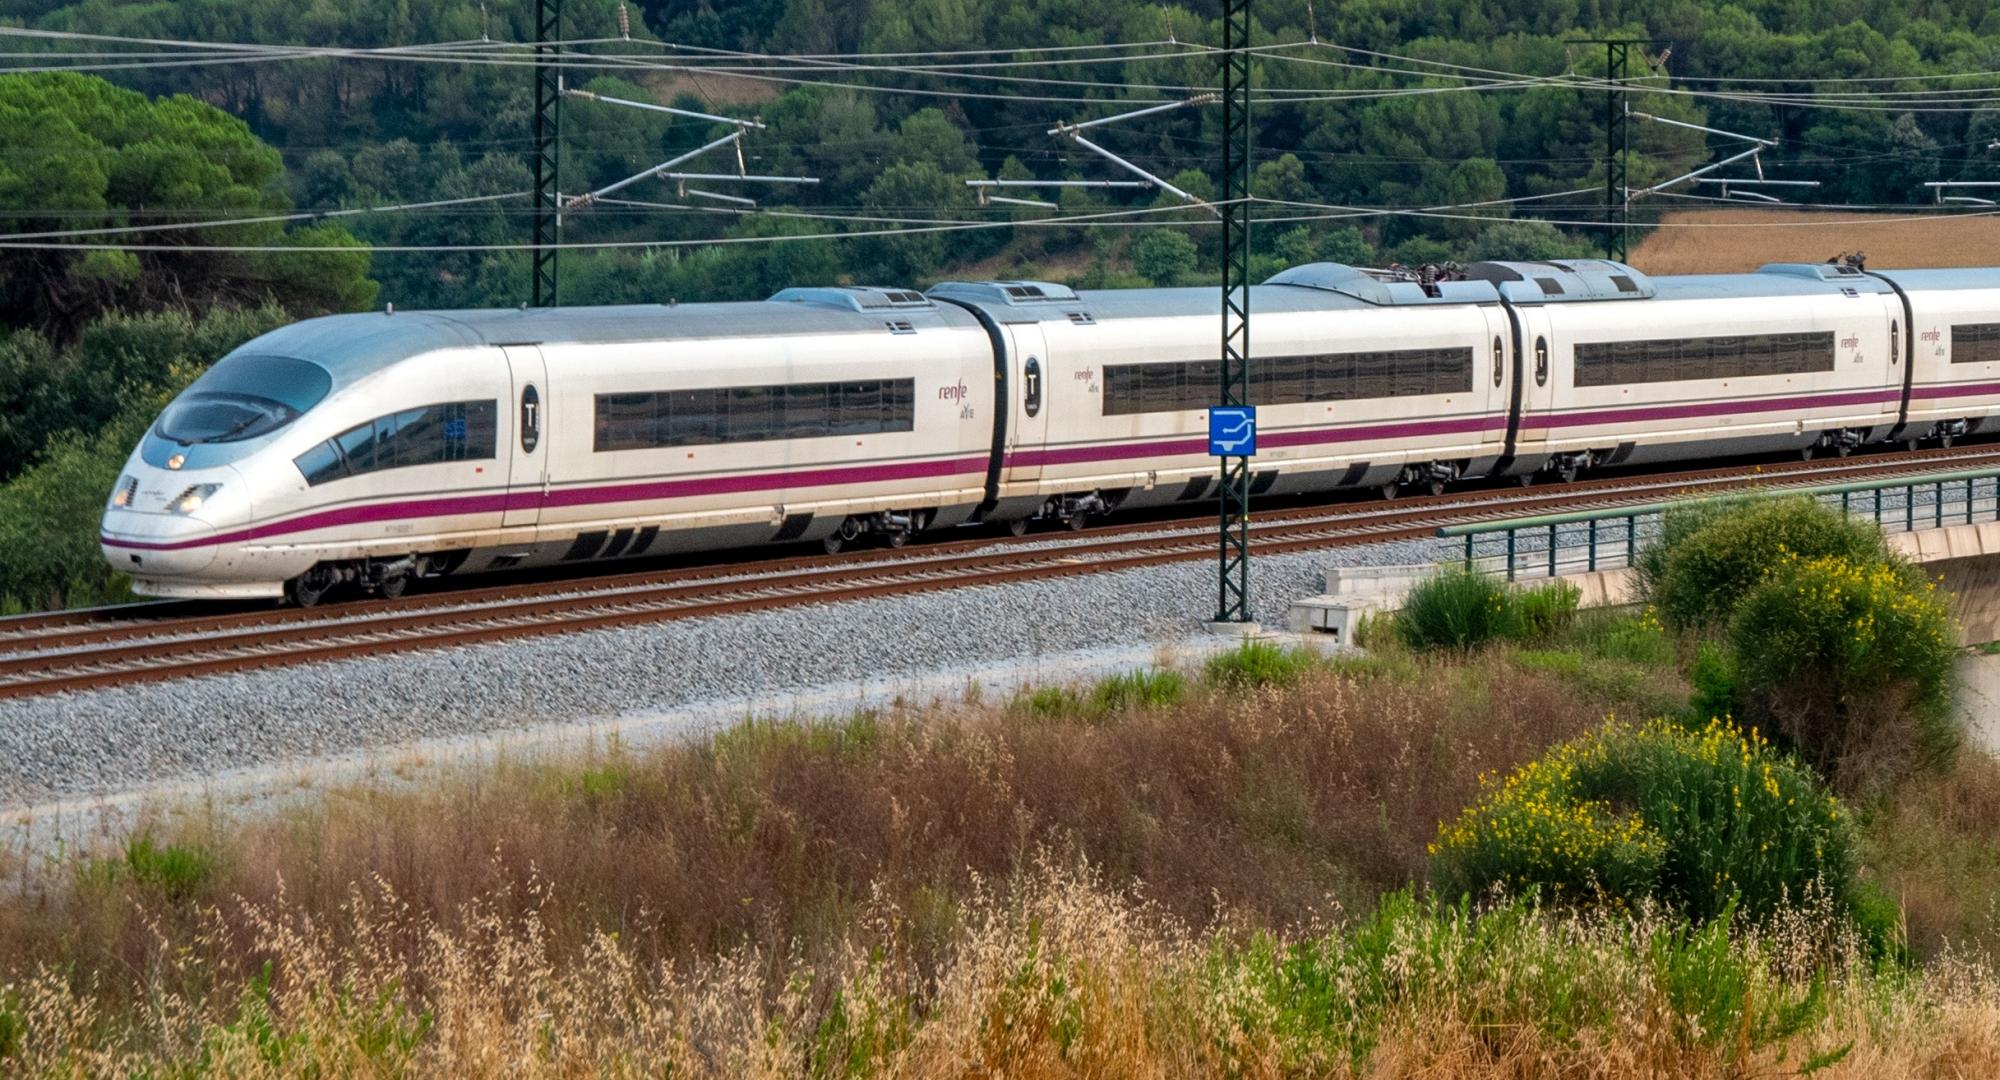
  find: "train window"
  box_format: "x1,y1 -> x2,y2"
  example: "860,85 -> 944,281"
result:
1024,357 -> 1043,418
298,400 -> 496,485
294,440 -> 346,486
1534,338 -> 1549,386
1574,331 -> 1835,387
335,419 -> 378,474
1100,347 -> 1473,416
592,379 -> 916,450
155,355 -> 333,446
1952,324 -> 2000,364
786,383 -> 833,437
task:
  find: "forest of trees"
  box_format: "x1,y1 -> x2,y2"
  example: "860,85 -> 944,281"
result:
1,0 -> 1999,606
0,0 -> 1994,314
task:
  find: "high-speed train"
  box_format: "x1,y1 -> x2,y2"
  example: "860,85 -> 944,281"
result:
100,258 -> 2000,604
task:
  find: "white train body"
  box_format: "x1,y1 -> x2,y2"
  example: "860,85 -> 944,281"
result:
101,261 -> 2000,601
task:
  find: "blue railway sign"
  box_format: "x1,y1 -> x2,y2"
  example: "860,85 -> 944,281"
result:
1208,405 -> 1257,456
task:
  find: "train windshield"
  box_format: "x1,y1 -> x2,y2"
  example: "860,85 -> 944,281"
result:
154,354 -> 333,445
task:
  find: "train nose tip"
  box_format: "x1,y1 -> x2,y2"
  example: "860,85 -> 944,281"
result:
99,509 -> 219,575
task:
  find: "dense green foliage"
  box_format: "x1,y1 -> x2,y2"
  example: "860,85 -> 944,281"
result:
1430,718 -> 1873,933
0,1 -> 1992,309
1731,552 -> 1960,776
0,308 -> 283,610
1637,494 -> 1962,787
1636,496 -> 1894,633
0,72 -> 373,338
1394,569 -> 1579,651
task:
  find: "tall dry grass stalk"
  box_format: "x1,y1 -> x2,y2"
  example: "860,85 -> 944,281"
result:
2,860 -> 1996,1076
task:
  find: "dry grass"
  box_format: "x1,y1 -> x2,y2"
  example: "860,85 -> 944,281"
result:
10,633 -> 2000,1074
2,862 -> 1997,1076
1865,749 -> 2000,959
1628,208 -> 2000,275
1,651 -> 1655,989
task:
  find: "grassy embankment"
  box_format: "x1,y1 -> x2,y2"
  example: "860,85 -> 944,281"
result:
3,593 -> 2000,1075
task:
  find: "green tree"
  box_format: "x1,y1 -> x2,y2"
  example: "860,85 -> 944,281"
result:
1131,229 -> 1198,284
0,72 -> 374,340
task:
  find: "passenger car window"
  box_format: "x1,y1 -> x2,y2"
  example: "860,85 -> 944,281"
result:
295,400 -> 497,486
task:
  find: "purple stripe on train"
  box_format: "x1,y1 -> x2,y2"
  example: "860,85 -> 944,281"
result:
103,455 -> 992,552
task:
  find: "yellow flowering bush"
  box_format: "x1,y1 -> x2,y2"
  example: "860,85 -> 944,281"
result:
1730,551 -> 1960,777
1636,495 -> 1892,632
1430,718 -> 1860,923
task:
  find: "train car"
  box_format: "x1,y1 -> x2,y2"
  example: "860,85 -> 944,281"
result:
1479,260 -> 1906,473
1872,267 -> 2000,445
100,287 -> 996,603
930,269 -> 1513,523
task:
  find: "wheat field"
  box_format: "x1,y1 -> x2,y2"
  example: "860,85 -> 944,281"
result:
1628,208 -> 2000,274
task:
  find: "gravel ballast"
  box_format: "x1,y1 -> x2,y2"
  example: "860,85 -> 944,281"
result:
0,536 -> 1455,809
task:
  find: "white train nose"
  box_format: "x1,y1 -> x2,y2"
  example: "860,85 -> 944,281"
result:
100,508 -> 219,575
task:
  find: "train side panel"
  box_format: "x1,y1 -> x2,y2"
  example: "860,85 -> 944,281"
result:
1529,287 -> 1902,467
1880,270 -> 2000,440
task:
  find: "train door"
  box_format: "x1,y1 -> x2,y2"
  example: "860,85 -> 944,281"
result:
500,344 -> 548,530
1512,306 -> 1559,445
1004,323 -> 1050,487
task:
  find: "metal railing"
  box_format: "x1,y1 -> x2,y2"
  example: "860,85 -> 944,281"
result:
1438,466 -> 2000,580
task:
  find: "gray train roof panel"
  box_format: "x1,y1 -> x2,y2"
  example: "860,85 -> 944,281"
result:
1464,260 -> 1655,303
1263,262 -> 1501,305
230,299 -> 986,387
1867,267 -> 2000,293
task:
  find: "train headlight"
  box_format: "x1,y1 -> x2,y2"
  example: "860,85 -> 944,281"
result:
169,483 -> 221,515
110,475 -> 137,508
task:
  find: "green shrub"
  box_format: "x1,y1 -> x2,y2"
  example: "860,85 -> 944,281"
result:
1395,567 -> 1512,650
1507,579 -> 1581,643
1636,495 -> 1890,632
1203,640 -> 1316,688
1430,718 -> 1862,927
1686,640 -> 1739,727
1089,668 -> 1186,714
1564,607 -> 1675,668
121,834 -> 216,900
1014,685 -> 1083,719
1729,552 -> 1960,780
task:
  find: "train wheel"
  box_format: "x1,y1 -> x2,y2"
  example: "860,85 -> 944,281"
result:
285,564 -> 338,608
886,529 -> 910,548
1005,518 -> 1029,537
1379,482 -> 1402,500
377,573 -> 409,600
1425,477 -> 1447,497
822,533 -> 846,555
1065,511 -> 1089,531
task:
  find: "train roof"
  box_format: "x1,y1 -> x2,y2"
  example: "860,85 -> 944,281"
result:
229,289 -> 986,386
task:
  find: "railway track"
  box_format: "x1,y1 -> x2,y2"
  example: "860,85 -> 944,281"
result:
6,442 -> 1999,701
